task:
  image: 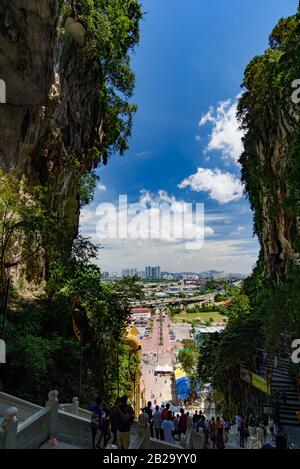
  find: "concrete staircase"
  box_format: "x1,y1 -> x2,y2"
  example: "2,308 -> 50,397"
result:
257,356 -> 300,446
265,357 -> 299,427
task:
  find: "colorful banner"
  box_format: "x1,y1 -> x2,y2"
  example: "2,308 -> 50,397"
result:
240,366 -> 271,395
252,372 -> 270,394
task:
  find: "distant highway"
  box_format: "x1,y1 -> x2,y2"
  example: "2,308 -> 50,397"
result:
131,293 -> 215,308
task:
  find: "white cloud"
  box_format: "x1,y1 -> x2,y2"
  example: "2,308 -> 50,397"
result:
139,189 -> 181,206
80,198 -> 259,275
237,225 -> 245,232
80,190 -> 215,249
179,167 -> 244,204
97,183 -> 107,192
195,135 -> 201,141
199,97 -> 244,164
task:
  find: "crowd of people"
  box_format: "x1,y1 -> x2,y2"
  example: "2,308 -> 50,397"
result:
142,402 -> 189,445
90,395 -> 135,450
89,397 -> 290,450
140,402 -> 229,449
234,413 -> 289,449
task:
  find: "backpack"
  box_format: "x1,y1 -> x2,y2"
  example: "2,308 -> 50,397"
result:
117,405 -> 134,432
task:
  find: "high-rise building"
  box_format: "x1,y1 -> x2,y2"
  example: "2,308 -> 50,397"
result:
122,268 -> 138,278
152,266 -> 161,280
145,266 -> 161,280
145,266 -> 152,279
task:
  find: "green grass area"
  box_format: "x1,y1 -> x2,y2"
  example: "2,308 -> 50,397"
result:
172,312 -> 227,324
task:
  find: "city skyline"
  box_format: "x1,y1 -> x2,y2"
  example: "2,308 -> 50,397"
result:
104,266 -> 245,279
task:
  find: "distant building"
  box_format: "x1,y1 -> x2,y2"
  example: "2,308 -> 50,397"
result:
130,308 -> 151,321
122,268 -> 137,277
145,266 -> 152,279
212,271 -> 226,280
145,266 -> 161,280
181,274 -> 199,281
102,271 -> 109,279
163,274 -> 174,281
109,272 -> 120,278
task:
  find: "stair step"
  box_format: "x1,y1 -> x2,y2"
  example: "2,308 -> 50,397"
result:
279,408 -> 300,414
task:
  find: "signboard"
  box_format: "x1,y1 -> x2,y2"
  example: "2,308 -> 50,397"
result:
0,339 -> 6,364
240,367 -> 252,384
240,366 -> 271,395
252,372 -> 270,394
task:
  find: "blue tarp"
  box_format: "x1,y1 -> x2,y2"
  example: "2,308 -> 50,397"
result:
176,376 -> 191,400
176,377 -> 201,400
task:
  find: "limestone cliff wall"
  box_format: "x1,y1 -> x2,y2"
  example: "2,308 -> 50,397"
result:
0,0 -> 105,231
238,6 -> 300,282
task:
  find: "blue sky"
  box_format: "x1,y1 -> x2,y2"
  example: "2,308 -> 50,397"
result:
80,0 -> 299,274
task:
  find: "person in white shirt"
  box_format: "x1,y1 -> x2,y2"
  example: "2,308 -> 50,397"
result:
153,405 -> 162,440
162,411 -> 175,444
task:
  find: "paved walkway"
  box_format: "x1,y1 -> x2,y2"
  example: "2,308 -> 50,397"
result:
141,314 -> 174,403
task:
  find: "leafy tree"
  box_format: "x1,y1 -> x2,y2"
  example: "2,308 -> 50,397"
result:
60,0 -> 143,161
197,333 -> 221,384
0,234 -> 144,407
0,169 -> 52,299
178,339 -> 199,376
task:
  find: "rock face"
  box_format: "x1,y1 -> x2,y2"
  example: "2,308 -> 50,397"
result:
254,105 -> 300,282
238,6 -> 300,282
0,0 -> 105,232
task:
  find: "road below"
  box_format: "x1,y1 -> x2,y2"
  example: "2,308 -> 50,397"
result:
140,312 -> 186,406
141,314 -> 172,404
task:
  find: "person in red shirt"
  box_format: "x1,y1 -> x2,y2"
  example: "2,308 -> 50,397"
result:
161,403 -> 170,421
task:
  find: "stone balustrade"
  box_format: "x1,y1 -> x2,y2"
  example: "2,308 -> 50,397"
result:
0,392 -> 209,450
60,397 -> 91,420
0,391 -> 42,423
129,413 -> 151,449
191,428 -> 206,449
0,390 -> 92,449
17,408 -> 50,449
57,410 -> 91,448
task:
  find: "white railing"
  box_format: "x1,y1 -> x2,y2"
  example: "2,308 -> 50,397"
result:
60,398 -> 91,420
149,438 -> 180,450
17,408 -> 50,449
0,390 -> 92,449
57,410 -> 91,448
0,391 -> 42,423
129,414 -> 151,449
0,392 -> 207,450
